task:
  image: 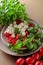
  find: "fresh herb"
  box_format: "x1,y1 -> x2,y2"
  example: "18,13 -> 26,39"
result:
10,40 -> 23,51
0,0 -> 29,26
28,25 -> 39,33
14,27 -> 20,34
27,43 -> 34,50
31,43 -> 38,51
35,32 -> 43,39
35,40 -> 41,46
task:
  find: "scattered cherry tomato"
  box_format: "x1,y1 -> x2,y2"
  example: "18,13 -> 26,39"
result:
32,53 -> 40,61
16,34 -> 20,40
28,23 -> 34,27
16,19 -> 22,25
26,57 -> 35,65
28,63 -> 33,65
35,61 -> 43,65
4,32 -> 11,37
16,58 -> 25,65
39,48 -> 43,57
25,30 -> 29,36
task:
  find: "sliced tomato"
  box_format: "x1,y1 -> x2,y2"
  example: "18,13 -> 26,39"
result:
6,36 -> 12,43
25,30 -> 29,36
16,34 -> 20,40
11,38 -> 17,45
4,32 -> 11,37
16,19 -> 22,25
28,23 -> 34,27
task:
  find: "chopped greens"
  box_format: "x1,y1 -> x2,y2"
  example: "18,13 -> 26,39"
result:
10,40 -> 23,51
28,25 -> 39,33
27,43 -> 34,50
14,27 -> 20,34
35,32 -> 43,39
35,40 -> 41,46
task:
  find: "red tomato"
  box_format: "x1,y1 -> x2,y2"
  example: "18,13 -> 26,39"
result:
28,23 -> 34,27
16,58 -> 25,65
32,53 -> 40,61
25,30 -> 29,36
4,32 -> 11,37
11,38 -> 17,45
16,19 -> 22,25
26,57 -> 35,65
28,63 -> 33,65
35,61 -> 43,65
16,34 -> 20,40
6,36 -> 12,43
39,48 -> 43,57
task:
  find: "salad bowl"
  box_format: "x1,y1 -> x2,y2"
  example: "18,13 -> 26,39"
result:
0,18 -> 43,56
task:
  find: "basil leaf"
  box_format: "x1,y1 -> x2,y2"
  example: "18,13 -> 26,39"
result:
11,40 -> 23,51
35,40 -> 41,46
14,27 -> 20,34
35,32 -> 43,39
31,43 -> 38,51
28,25 -> 39,33
27,43 -> 34,50
27,33 -> 34,42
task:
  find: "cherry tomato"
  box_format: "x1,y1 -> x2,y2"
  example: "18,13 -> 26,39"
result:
28,63 -> 33,65
16,19 -> 22,25
4,32 -> 11,37
26,57 -> 35,65
35,61 -> 43,65
39,48 -> 43,57
28,23 -> 34,27
16,58 -> 25,65
32,53 -> 40,61
25,30 -> 29,36
16,34 -> 20,40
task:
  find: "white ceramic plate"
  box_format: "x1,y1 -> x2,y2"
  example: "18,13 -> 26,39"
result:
0,18 -> 43,56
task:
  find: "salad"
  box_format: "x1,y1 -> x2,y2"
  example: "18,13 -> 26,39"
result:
4,20 -> 43,53
0,0 -> 43,54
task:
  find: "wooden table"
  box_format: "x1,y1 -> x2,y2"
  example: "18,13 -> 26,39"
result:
0,0 -> 43,65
